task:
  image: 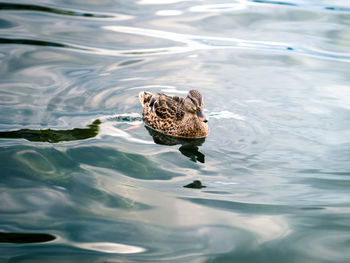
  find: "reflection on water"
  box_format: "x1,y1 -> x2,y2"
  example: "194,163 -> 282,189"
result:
1,0 -> 350,262
0,37 -> 85,51
145,125 -> 206,163
72,241 -> 146,254
0,119 -> 101,143
0,2 -> 129,20
179,145 -> 205,163
0,232 -> 56,244
183,180 -> 206,189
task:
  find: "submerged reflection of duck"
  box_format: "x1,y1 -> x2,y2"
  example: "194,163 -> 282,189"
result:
145,126 -> 206,163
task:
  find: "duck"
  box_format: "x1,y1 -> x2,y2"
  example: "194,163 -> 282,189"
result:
138,90 -> 209,138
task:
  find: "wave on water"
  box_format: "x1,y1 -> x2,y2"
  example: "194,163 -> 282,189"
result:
209,110 -> 246,120
72,241 -> 146,254
1,24 -> 349,62
249,0 -> 350,12
0,2 -> 131,20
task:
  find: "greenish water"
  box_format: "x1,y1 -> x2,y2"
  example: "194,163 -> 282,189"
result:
1,0 -> 350,262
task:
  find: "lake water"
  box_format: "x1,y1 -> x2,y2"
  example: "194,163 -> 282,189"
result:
1,0 -> 350,262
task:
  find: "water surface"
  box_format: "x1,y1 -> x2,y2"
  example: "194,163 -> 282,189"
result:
1,0 -> 350,262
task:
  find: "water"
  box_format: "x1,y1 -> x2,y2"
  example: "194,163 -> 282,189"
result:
1,0 -> 350,262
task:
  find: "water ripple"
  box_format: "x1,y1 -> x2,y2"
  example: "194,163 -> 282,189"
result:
103,26 -> 350,62
1,27 -> 349,62
0,2 -> 131,20
0,232 -> 56,243
250,0 -> 297,7
72,241 -> 146,254
1,1 -> 350,261
0,37 -> 83,50
250,0 -> 350,13
189,2 -> 247,12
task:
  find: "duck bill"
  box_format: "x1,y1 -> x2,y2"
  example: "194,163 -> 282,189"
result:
197,108 -> 208,123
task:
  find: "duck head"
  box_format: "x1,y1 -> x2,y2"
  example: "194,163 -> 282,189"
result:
184,90 -> 208,123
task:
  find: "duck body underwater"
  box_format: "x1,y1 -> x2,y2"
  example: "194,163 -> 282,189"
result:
139,90 -> 209,138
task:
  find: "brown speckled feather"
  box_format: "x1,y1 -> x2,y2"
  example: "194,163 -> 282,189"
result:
153,94 -> 185,121
139,90 -> 209,138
